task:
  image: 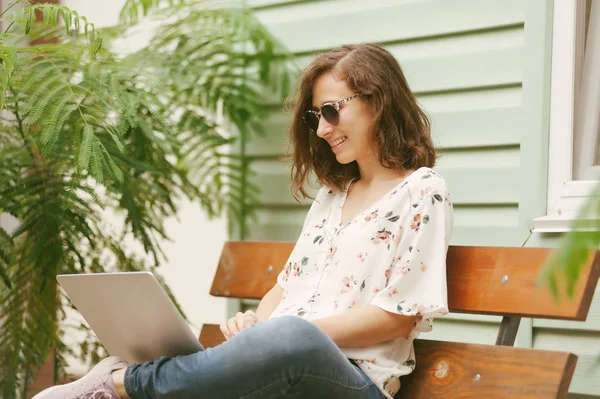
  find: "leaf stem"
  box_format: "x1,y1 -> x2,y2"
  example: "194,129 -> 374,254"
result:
3,20 -> 15,34
14,95 -> 37,162
0,0 -> 24,20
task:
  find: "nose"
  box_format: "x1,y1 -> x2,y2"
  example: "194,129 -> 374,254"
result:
315,116 -> 334,138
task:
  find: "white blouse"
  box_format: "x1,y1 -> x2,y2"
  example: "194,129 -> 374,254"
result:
269,166 -> 454,398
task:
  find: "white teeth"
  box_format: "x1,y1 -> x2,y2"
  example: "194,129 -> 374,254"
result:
332,137 -> 347,147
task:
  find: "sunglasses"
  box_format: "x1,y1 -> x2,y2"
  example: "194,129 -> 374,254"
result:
303,94 -> 361,133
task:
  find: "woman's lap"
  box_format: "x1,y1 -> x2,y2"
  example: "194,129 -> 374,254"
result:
124,316 -> 385,399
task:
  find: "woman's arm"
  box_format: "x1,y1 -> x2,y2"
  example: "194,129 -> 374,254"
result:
311,305 -> 418,348
255,283 -> 284,321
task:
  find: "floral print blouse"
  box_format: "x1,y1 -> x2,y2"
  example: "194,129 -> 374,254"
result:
269,167 -> 454,399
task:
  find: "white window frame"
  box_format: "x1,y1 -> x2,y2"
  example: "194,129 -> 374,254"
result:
533,0 -> 600,233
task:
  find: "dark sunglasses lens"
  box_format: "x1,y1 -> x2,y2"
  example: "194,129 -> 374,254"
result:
303,112 -> 319,132
321,104 -> 340,126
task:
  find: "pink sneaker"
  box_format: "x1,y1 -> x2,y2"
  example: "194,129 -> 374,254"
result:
32,356 -> 128,399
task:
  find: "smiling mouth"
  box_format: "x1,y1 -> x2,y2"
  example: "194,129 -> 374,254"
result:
331,137 -> 347,148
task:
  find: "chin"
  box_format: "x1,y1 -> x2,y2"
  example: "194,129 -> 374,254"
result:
334,153 -> 356,165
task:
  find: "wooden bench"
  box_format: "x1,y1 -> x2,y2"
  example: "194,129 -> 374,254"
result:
200,241 -> 600,398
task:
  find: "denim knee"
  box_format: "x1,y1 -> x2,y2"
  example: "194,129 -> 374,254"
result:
247,316 -> 333,363
268,315 -> 325,340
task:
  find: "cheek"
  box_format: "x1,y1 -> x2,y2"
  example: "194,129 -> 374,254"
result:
348,116 -> 375,145
343,110 -> 372,135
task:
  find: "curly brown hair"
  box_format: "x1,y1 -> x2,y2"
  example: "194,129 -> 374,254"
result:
284,43 -> 436,201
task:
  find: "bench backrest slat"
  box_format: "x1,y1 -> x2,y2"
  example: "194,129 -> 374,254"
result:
210,241 -> 600,320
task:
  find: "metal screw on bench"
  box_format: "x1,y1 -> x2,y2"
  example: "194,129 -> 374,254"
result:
474,374 -> 481,383
502,275 -> 508,284
267,266 -> 273,273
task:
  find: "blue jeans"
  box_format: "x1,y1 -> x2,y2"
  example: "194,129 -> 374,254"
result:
124,315 -> 387,399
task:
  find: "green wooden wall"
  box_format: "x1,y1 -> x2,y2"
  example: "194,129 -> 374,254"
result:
245,0 -> 542,246
240,0 -> 599,396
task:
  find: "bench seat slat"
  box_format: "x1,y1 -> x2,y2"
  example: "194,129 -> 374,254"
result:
210,242 -> 599,320
398,339 -> 577,399
200,324 -> 576,399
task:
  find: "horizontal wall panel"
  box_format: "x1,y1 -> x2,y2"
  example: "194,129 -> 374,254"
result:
419,318 -> 500,345
249,161 -> 314,206
294,47 -> 523,94
255,0 -> 524,53
248,107 -> 523,157
568,394 -> 600,399
247,112 -> 289,156
402,47 -> 523,94
450,226 -> 524,246
453,206 -> 519,227
385,27 -> 525,59
531,317 -> 600,396
251,0 -> 403,12
247,208 -> 307,241
568,354 -> 600,395
422,168 -> 519,204
249,0 -> 304,9
444,313 -> 502,324
247,208 -> 523,246
432,107 -> 523,149
249,161 -> 520,206
436,147 -> 520,169
418,86 -> 522,113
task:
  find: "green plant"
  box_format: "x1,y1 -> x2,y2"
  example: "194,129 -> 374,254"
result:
0,1 -> 295,396
541,181 -> 600,299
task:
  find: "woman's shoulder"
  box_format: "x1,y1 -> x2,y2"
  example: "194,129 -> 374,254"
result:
309,185 -> 337,208
405,166 -> 449,196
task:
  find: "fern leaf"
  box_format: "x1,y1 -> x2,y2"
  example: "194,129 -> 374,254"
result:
0,43 -> 17,110
119,0 -> 179,25
41,103 -> 78,153
98,140 -> 123,182
25,6 -> 36,34
90,140 -> 104,184
105,125 -> 126,153
27,83 -> 68,125
20,74 -> 62,116
15,61 -> 62,96
0,226 -> 13,288
78,125 -> 94,170
10,4 -> 103,54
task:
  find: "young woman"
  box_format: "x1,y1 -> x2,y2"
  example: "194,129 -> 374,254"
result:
35,43 -> 453,399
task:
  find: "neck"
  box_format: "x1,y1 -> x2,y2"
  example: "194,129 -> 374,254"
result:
355,157 -> 410,186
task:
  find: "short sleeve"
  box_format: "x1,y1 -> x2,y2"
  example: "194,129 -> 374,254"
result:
275,186 -> 329,290
370,187 -> 453,332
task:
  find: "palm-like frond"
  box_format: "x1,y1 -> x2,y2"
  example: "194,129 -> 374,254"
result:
8,48 -> 126,185
119,0 -> 186,25
0,1 -> 294,396
0,221 -> 14,288
124,1 -> 297,236
0,43 -> 17,110
9,2 -> 102,54
0,1 -> 103,114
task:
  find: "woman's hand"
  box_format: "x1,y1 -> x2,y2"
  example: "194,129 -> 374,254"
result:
220,310 -> 258,340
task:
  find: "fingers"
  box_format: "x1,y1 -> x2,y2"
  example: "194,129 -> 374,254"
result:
243,310 -> 257,328
219,322 -> 231,341
230,312 -> 244,335
220,311 -> 258,340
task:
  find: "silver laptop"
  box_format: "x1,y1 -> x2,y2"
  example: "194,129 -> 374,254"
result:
57,272 -> 203,364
